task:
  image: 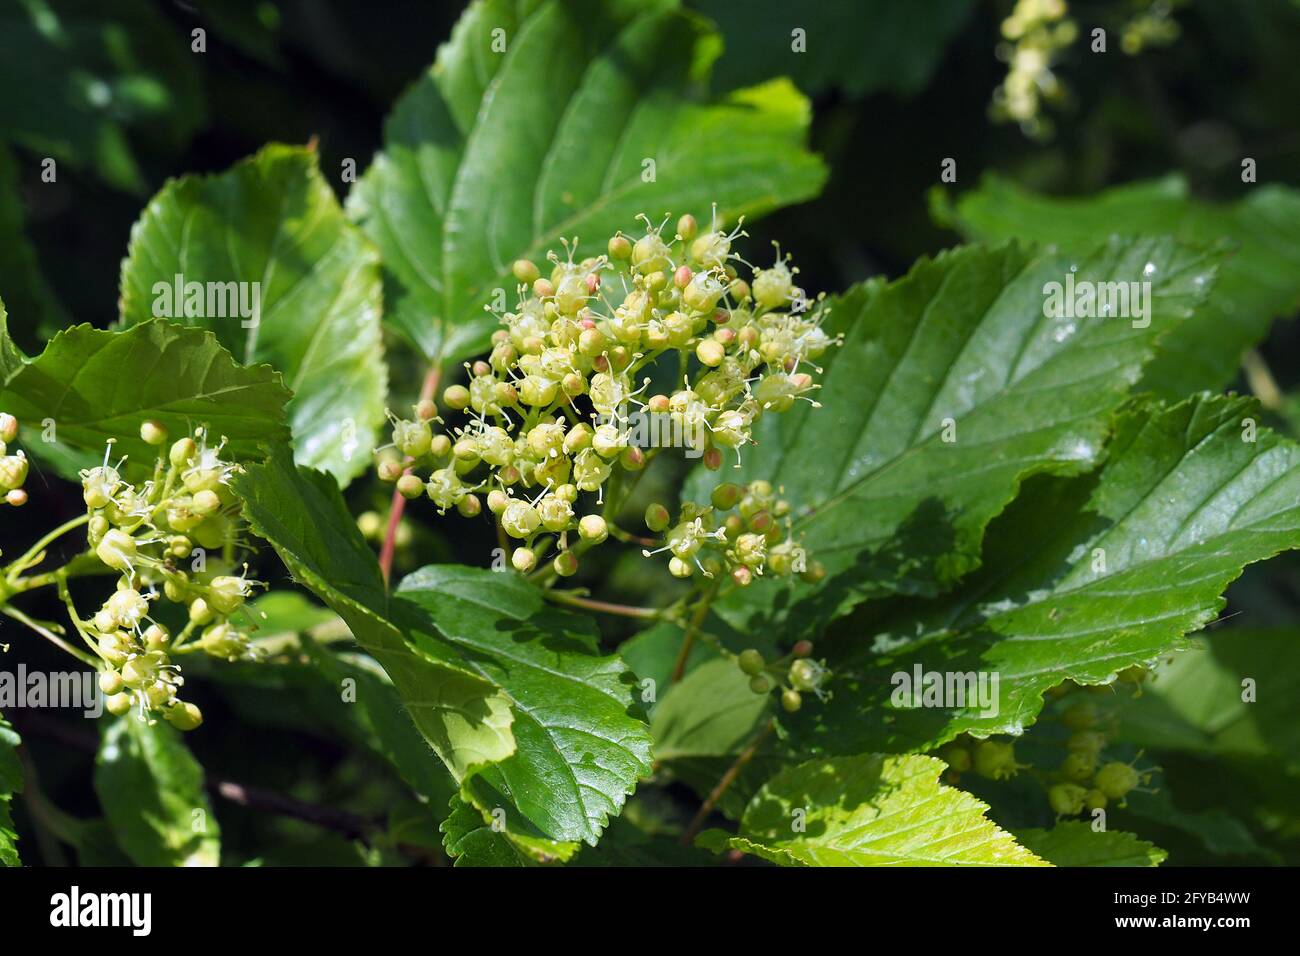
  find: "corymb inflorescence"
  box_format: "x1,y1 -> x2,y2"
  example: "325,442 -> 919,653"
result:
374,210 -> 838,583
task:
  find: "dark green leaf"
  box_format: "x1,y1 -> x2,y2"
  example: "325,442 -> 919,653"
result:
0,320 -> 291,470
120,144 -> 386,484
348,0 -> 826,364
1015,821 -> 1166,866
94,716 -> 220,866
948,174 -> 1300,398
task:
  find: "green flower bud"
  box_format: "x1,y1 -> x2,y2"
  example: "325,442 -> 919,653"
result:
397,473 -> 425,499
973,740 -> 1020,781
644,503 -> 670,532
502,501 -> 541,538
511,547 -> 537,573
1094,761 -> 1141,800
1048,783 -> 1088,817
512,259 -> 541,283
188,597 -> 213,625
737,649 -> 765,676
608,234 -> 632,260
0,413 -> 16,444
95,528 -> 136,571
781,689 -> 803,713
140,420 -> 168,446
165,701 -> 203,731
553,552 -> 579,577
169,437 -> 197,468
393,418 -> 433,458
105,692 -> 133,716
695,339 -> 725,367
443,384 -> 471,410
578,514 -> 607,543
99,670 -> 124,695
748,675 -> 772,695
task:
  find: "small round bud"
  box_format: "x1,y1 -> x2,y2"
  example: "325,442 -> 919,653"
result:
781,689 -> 803,713
973,740 -> 1019,781
414,399 -> 438,421
703,447 -> 723,471
943,745 -> 972,773
165,702 -> 204,731
192,488 -> 222,516
513,259 -> 540,283
397,474 -> 425,499
710,483 -> 741,510
674,265 -> 693,289
578,514 -> 608,543
676,214 -> 698,242
731,565 -> 753,587
188,597 -> 213,625
1094,761 -> 1141,800
5,489 -> 26,507
644,503 -> 670,532
95,529 -> 136,571
169,437 -> 197,468
443,384 -> 471,410
457,494 -> 482,518
608,234 -> 632,260
99,670 -> 124,695
105,692 -> 133,716
695,338 -> 725,367
140,420 -> 168,445
748,675 -> 771,695
792,640 -> 814,659
0,413 -> 17,444
430,434 -> 452,457
553,552 -> 579,577
511,547 -> 537,573
378,459 -> 404,482
532,278 -> 555,298
737,649 -> 765,676
1048,783 -> 1088,817
619,446 -> 646,471
668,556 -> 692,578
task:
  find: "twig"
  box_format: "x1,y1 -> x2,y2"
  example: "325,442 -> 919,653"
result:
544,590 -> 661,620
681,718 -> 774,846
379,364 -> 441,584
669,582 -> 717,684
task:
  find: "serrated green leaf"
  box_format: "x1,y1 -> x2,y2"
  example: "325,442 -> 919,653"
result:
1015,821 -> 1166,867
93,716 -> 220,867
0,713 -> 20,867
397,565 -> 654,846
440,794 -> 572,866
686,237 -> 1220,634
799,394 -> 1300,754
948,174 -> 1300,398
234,449 -> 650,848
0,320 -> 291,469
232,446 -> 517,782
0,296 -> 24,383
348,0 -> 825,365
696,0 -> 976,98
119,144 -> 386,484
700,754 -> 1046,866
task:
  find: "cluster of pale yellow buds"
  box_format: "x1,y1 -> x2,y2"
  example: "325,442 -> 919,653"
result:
375,212 -> 836,579
76,421 -> 265,729
991,0 -> 1077,136
0,412 -> 29,507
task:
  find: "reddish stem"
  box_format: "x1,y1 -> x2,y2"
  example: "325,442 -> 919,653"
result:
379,364 -> 441,585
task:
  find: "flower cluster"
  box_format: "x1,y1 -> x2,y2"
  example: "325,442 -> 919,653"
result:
376,212 -> 836,579
991,0 -> 1076,136
734,640 -> 830,714
939,668 -> 1156,816
640,480 -> 823,586
0,412 -> 28,507
77,421 -> 262,730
